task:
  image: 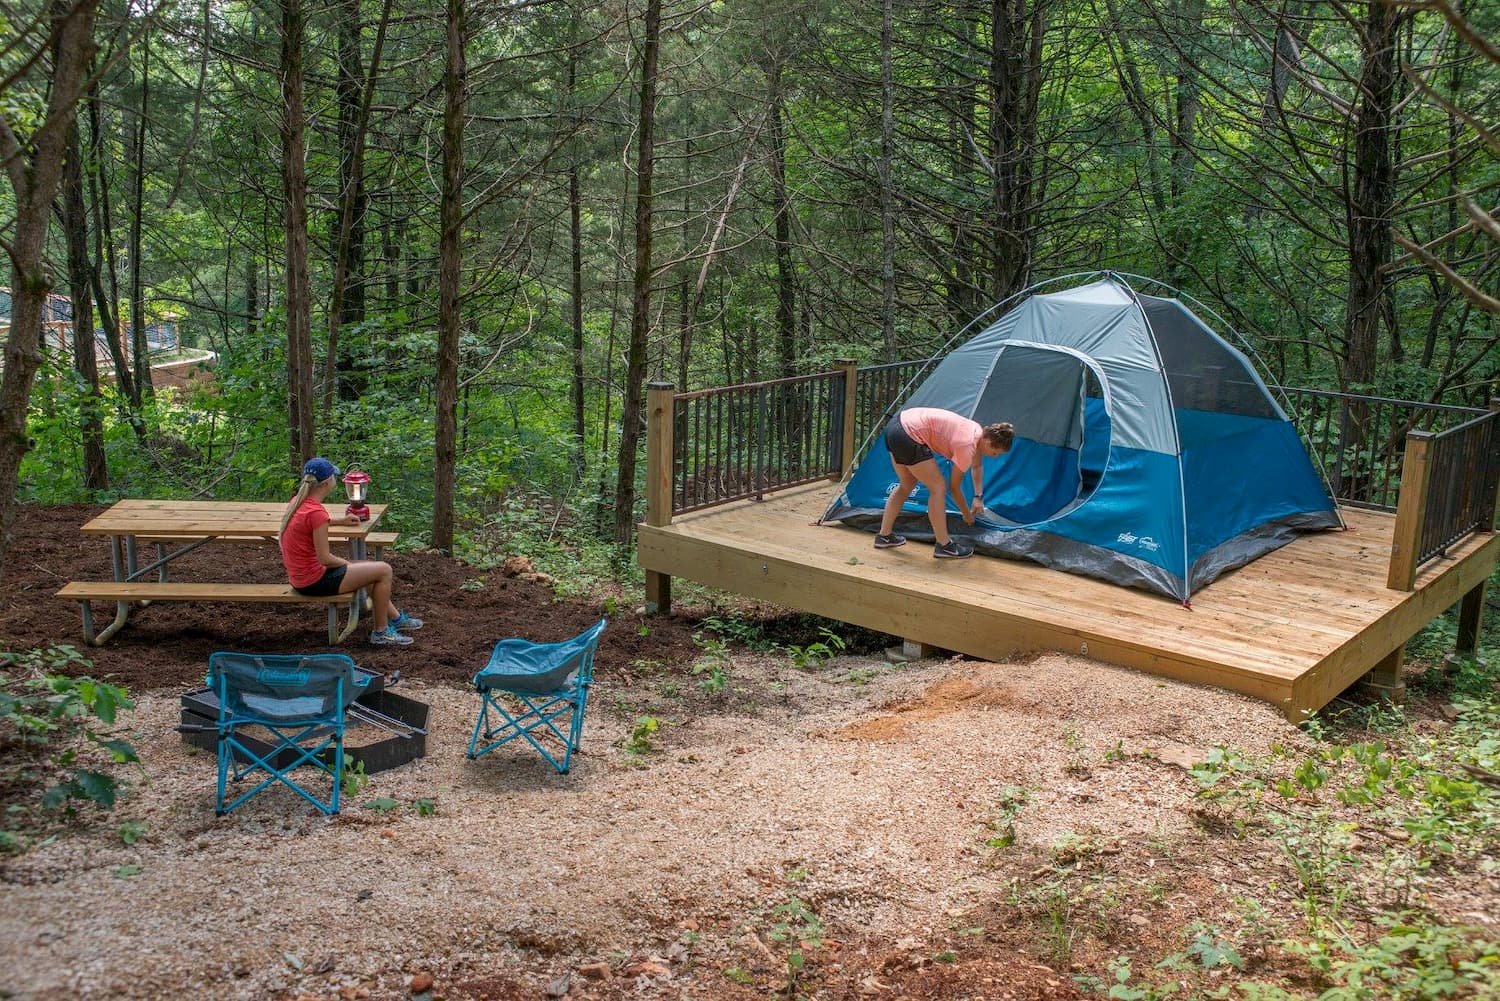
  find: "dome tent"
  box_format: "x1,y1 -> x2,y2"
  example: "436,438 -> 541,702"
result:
822,274 -> 1343,603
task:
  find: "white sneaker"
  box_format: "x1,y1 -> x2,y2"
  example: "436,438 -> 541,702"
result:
370,625 -> 413,646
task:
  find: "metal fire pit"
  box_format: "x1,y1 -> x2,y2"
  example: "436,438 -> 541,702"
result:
178,670 -> 429,774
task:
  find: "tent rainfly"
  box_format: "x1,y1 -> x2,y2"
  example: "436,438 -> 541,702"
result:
822,275 -> 1343,603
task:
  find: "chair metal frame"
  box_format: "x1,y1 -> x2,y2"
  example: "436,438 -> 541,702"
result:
209,652 -> 366,815
466,619 -> 606,774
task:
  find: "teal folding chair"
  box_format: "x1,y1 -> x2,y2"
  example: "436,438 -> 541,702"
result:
208,651 -> 370,815
466,618 -> 606,774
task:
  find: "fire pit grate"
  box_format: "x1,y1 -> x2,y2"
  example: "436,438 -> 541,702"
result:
179,672 -> 429,774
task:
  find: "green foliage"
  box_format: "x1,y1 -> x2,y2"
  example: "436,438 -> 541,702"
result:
413,798 -> 437,817
691,631 -> 732,697
0,648 -> 140,819
340,758 -> 369,798
982,785 -> 1029,851
782,628 -> 847,670
624,715 -> 662,757
363,797 -> 399,813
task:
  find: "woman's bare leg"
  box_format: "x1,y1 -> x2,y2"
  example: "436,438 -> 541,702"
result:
909,459 -> 952,545
340,561 -> 396,630
879,463 -> 921,536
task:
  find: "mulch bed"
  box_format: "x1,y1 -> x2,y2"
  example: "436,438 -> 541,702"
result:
0,503 -> 703,692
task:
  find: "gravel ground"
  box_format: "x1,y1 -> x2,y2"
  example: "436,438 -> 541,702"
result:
1,650 -> 1300,1001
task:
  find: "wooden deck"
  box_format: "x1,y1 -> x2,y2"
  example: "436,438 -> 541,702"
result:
637,481 -> 1499,721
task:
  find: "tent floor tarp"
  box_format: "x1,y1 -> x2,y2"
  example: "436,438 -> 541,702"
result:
638,481 -> 1498,721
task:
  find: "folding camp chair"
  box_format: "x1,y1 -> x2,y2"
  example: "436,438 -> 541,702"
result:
466,618 -> 606,774
207,651 -> 371,815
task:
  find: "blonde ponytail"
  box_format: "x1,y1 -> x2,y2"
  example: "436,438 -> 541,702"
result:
279,474 -> 318,539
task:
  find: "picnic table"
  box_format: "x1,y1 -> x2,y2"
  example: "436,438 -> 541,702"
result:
55,499 -> 392,646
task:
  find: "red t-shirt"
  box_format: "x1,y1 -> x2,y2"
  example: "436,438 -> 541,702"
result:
280,496 -> 331,588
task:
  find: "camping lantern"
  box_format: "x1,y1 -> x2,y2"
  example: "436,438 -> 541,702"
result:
343,467 -> 372,522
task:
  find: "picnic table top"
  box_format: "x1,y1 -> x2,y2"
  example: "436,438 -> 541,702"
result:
80,499 -> 388,538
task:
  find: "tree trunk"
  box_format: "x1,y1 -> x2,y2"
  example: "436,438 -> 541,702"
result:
322,0 -> 391,412
86,83 -> 134,411
63,112 -> 109,490
879,0 -> 897,361
987,0 -> 1044,303
128,17 -> 153,402
613,0 -> 661,544
567,28 -> 586,472
771,62 -> 796,380
0,0 -> 101,580
281,0 -> 315,464
1341,0 -> 1398,392
431,0 -> 466,552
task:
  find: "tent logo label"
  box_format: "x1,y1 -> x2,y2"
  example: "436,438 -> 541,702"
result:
1116,532 -> 1161,552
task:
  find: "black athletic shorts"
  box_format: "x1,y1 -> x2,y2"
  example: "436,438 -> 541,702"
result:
293,564 -> 347,597
884,416 -> 934,466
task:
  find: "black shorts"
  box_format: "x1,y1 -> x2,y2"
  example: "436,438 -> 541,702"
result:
884,417 -> 934,466
293,564 -> 347,597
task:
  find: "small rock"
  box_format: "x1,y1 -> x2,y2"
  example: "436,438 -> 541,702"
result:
664,942 -> 689,964
621,960 -> 671,979
408,972 -> 434,993
576,962 -> 611,981
544,972 -> 572,998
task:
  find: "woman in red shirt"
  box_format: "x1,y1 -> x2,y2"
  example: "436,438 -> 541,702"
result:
875,408 -> 1014,559
279,457 -> 421,646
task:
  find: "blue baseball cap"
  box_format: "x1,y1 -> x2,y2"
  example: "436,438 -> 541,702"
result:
303,457 -> 340,482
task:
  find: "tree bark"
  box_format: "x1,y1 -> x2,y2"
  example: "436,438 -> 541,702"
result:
613,0 -> 661,544
85,83 -> 133,411
1342,0 -> 1398,392
770,62 -> 796,379
431,0 -> 466,552
281,0 -> 315,464
63,111 -> 109,490
879,0 -> 897,361
127,16 -> 152,402
987,0 -> 1045,303
0,0 -> 100,580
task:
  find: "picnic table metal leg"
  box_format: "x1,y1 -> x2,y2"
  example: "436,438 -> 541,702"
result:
92,535 -> 132,644
335,593 -> 362,644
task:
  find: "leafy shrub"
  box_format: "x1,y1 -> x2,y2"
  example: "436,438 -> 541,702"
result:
0,646 -> 140,821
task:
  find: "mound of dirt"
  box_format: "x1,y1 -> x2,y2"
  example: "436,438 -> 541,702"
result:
0,503 -> 702,690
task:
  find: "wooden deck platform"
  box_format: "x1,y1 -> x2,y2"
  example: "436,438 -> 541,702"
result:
637,482 -> 1499,721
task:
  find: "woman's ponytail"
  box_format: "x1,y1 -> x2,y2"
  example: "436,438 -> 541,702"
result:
279,474 -> 317,539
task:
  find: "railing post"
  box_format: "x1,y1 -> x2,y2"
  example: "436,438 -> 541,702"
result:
1386,430 -> 1434,591
837,358 -> 858,479
644,381 -> 674,615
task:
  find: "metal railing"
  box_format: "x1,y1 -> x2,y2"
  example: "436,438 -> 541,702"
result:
668,370 -> 846,514
1415,409 -> 1500,564
648,364 -> 1499,590
1274,387 -> 1485,512
854,358 -> 938,446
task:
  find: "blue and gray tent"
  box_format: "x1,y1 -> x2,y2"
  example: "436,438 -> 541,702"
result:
822,274 -> 1343,603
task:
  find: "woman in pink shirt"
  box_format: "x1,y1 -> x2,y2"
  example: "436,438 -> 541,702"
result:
875,408 -> 1014,558
279,457 -> 421,646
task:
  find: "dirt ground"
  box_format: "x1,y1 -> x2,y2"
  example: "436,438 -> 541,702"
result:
0,504 -> 1488,1000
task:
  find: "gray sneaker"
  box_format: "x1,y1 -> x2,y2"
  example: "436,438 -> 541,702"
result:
933,539 -> 974,559
370,625 -> 414,646
873,533 -> 907,549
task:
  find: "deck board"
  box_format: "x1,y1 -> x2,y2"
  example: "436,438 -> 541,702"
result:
638,482 -> 1499,720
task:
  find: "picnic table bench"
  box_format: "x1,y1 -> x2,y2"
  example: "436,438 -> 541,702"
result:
56,499 -> 391,646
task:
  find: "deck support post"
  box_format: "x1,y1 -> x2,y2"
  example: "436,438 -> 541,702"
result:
836,358 -> 858,479
644,381 -> 676,615
1387,432 -> 1434,591
1359,646 -> 1406,705
1456,580 -> 1488,658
